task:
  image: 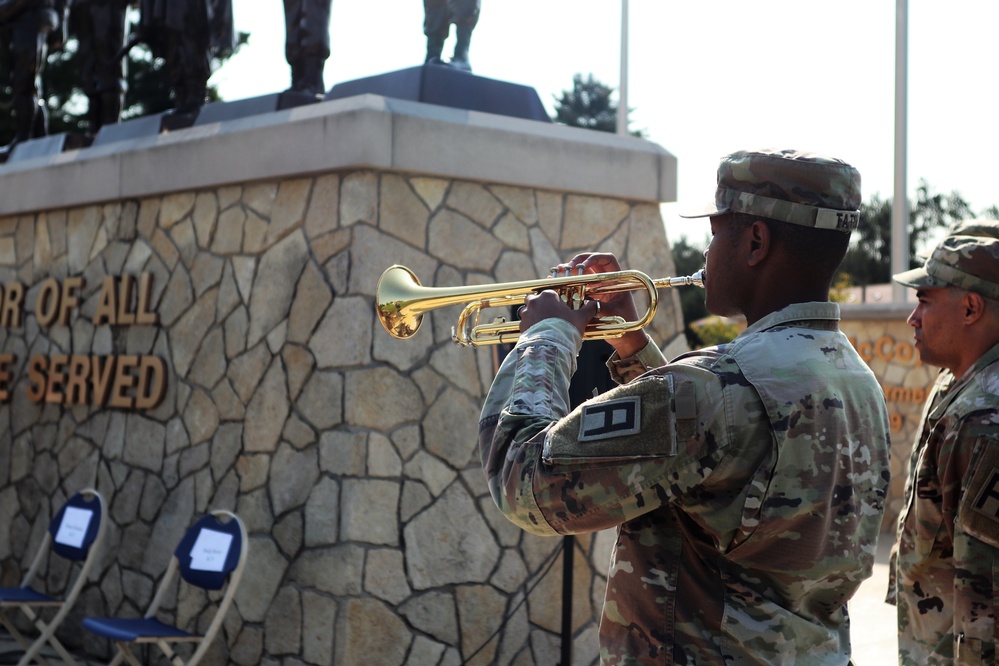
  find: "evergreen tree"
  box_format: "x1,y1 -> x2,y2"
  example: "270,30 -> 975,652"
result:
0,23 -> 245,145
553,73 -> 646,137
839,181 -> 977,286
554,73 -> 616,131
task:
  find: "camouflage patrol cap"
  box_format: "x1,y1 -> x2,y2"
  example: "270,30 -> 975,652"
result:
680,148 -> 862,232
917,219 -> 999,259
945,218 -> 999,240
894,234 -> 999,300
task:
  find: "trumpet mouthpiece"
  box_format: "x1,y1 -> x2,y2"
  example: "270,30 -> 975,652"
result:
667,270 -> 704,288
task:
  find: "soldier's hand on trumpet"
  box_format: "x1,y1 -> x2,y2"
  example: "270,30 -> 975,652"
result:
519,252 -> 651,359
567,252 -> 651,358
564,252 -> 640,315
518,290 -> 598,336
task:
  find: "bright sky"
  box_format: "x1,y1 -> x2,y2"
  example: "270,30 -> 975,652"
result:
214,1 -> 999,247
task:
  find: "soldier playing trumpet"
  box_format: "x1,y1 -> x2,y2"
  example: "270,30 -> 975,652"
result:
477,148 -> 891,665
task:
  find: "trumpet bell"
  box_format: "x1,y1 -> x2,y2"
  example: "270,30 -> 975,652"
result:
376,265 -> 427,339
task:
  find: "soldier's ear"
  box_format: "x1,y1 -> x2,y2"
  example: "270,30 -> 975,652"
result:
746,220 -> 771,267
964,291 -> 986,324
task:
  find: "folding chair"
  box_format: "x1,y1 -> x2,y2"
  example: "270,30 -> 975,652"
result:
82,510 -> 247,666
0,488 -> 107,666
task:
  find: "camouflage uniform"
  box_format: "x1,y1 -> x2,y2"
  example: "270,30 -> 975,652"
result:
479,302 -> 891,664
888,232 -> 999,664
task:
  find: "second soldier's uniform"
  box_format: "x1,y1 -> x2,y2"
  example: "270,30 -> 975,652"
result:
479,302 -> 891,664
888,234 -> 999,665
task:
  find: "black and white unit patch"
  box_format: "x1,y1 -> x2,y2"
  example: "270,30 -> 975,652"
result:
543,375 -> 676,465
959,439 -> 999,549
579,397 -> 641,442
973,470 -> 999,519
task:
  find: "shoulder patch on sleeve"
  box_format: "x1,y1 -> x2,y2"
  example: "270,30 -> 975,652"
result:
542,375 -> 677,465
579,397 -> 641,441
959,438 -> 999,548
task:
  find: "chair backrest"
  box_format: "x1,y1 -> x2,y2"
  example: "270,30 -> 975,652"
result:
174,511 -> 245,591
176,511 -> 247,666
47,490 -> 105,562
13,489 -> 106,666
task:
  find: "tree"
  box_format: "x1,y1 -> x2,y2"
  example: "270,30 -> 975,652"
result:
839,180 -> 977,286
0,18 -> 246,145
554,73 -> 616,131
838,194 -> 892,288
553,73 -> 646,137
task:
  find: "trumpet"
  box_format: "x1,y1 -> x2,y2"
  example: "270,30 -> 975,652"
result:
376,264 -> 704,348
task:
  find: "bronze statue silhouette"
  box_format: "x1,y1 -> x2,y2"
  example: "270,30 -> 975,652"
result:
70,0 -> 130,136
424,0 -> 479,72
121,0 -> 235,117
0,0 -> 68,147
283,0 -> 332,98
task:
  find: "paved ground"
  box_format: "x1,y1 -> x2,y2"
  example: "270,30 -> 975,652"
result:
0,540 -> 899,666
849,536 -> 898,665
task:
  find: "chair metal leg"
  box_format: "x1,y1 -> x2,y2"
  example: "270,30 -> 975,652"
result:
155,638 -> 185,666
0,610 -> 35,651
111,643 -> 140,666
105,648 -> 123,666
17,604 -> 80,666
0,609 -> 52,666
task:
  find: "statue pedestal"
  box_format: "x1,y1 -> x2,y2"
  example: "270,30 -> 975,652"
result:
0,87 -> 682,666
91,91 -> 322,147
194,91 -> 320,126
325,64 -> 551,123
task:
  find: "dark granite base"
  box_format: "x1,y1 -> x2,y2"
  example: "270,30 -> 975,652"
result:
194,91 -> 322,126
0,66 -> 550,167
91,113 -> 168,147
325,64 -> 551,123
8,134 -> 65,163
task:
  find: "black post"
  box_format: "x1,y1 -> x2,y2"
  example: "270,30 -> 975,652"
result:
559,535 -> 574,665
559,339 -> 616,665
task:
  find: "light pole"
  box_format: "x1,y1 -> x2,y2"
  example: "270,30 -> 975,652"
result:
617,0 -> 629,135
891,0 -> 909,301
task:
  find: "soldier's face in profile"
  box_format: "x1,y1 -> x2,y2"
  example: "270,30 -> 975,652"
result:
908,286 -> 966,372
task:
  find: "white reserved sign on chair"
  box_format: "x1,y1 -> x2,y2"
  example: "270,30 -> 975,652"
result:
54,507 -> 93,548
190,529 -> 233,572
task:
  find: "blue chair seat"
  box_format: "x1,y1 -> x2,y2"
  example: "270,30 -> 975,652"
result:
81,617 -> 194,642
0,587 -> 55,604
81,510 -> 247,666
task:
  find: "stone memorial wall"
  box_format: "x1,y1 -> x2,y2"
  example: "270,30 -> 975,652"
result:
0,96 -> 683,665
839,307 -> 934,534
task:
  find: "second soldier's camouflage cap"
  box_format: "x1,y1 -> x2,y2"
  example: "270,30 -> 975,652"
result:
680,148 -> 862,232
945,218 -> 999,240
917,219 -> 999,259
894,234 -> 999,300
